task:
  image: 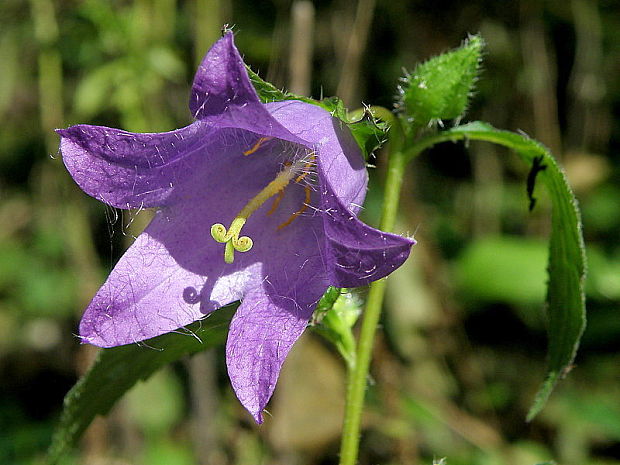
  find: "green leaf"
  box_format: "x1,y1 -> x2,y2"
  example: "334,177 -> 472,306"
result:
48,305 -> 236,464
400,34 -> 484,125
246,65 -> 342,112
417,121 -> 586,420
320,100 -> 389,159
312,286 -> 343,319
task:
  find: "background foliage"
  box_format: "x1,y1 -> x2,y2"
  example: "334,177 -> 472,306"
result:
1,0 -> 619,464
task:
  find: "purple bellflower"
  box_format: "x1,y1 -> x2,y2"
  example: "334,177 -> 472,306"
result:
58,32 -> 414,423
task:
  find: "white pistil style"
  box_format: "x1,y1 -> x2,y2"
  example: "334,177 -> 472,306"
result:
211,157 -> 309,264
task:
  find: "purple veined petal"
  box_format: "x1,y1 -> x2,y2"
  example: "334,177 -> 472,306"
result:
265,100 -> 411,286
226,273 -> 327,423
190,33 -> 310,151
62,28 -> 416,425
266,100 -> 368,214
317,175 -> 416,288
190,31 -> 260,119
199,102 -> 309,149
223,180 -> 331,422
79,213 -> 264,347
58,121 -> 216,209
79,228 -> 213,347
59,119 -> 307,212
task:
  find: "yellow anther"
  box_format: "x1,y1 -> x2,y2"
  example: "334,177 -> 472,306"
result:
243,137 -> 273,156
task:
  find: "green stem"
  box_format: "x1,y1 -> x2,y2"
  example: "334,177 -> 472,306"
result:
29,0 -> 63,151
338,110 -> 411,465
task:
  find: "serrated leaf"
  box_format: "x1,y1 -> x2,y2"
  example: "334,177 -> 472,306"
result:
400,34 -> 484,125
48,305 -> 236,464
427,121 -> 586,420
246,65 -> 340,112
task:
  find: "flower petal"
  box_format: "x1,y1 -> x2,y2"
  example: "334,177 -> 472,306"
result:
266,100 -> 368,213
226,274 -> 326,423
190,32 -> 260,119
223,180 -> 330,422
78,217 -> 256,347
318,179 -> 416,288
58,121 -> 215,209
191,44 -> 308,146
79,228 -> 206,347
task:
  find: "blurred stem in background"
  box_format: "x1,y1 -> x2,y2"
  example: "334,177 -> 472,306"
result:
29,0 -> 63,151
289,1 -> 315,96
520,0 -> 562,157
193,0 -> 228,69
336,0 -> 376,107
568,0 -> 607,154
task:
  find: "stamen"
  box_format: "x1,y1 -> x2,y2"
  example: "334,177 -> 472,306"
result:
211,160 -> 300,263
294,153 -> 316,183
277,185 -> 312,230
295,171 -> 309,183
267,189 -> 285,215
243,137 -> 273,156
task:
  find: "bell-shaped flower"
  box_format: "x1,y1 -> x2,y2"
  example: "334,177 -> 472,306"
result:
58,32 -> 414,422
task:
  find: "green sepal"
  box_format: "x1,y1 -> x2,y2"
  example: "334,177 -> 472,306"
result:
311,287 -> 361,369
399,34 -> 484,125
246,65 -> 294,103
312,286 -> 343,319
48,305 -> 236,464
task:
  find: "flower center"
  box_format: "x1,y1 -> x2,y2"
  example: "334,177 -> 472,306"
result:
211,157 -> 311,264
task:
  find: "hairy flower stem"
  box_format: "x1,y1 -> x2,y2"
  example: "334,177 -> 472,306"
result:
339,109 -> 413,465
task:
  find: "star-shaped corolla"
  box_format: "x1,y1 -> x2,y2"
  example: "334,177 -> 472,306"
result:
58,32 -> 415,423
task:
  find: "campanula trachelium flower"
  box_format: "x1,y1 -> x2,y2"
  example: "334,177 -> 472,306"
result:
58,32 -> 414,422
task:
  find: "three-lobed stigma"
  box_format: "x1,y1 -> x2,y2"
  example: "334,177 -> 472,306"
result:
210,220 -> 254,264
210,157 -> 309,264
211,138 -> 317,264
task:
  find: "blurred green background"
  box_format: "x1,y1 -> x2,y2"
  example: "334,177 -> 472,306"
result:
1,0 -> 619,464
